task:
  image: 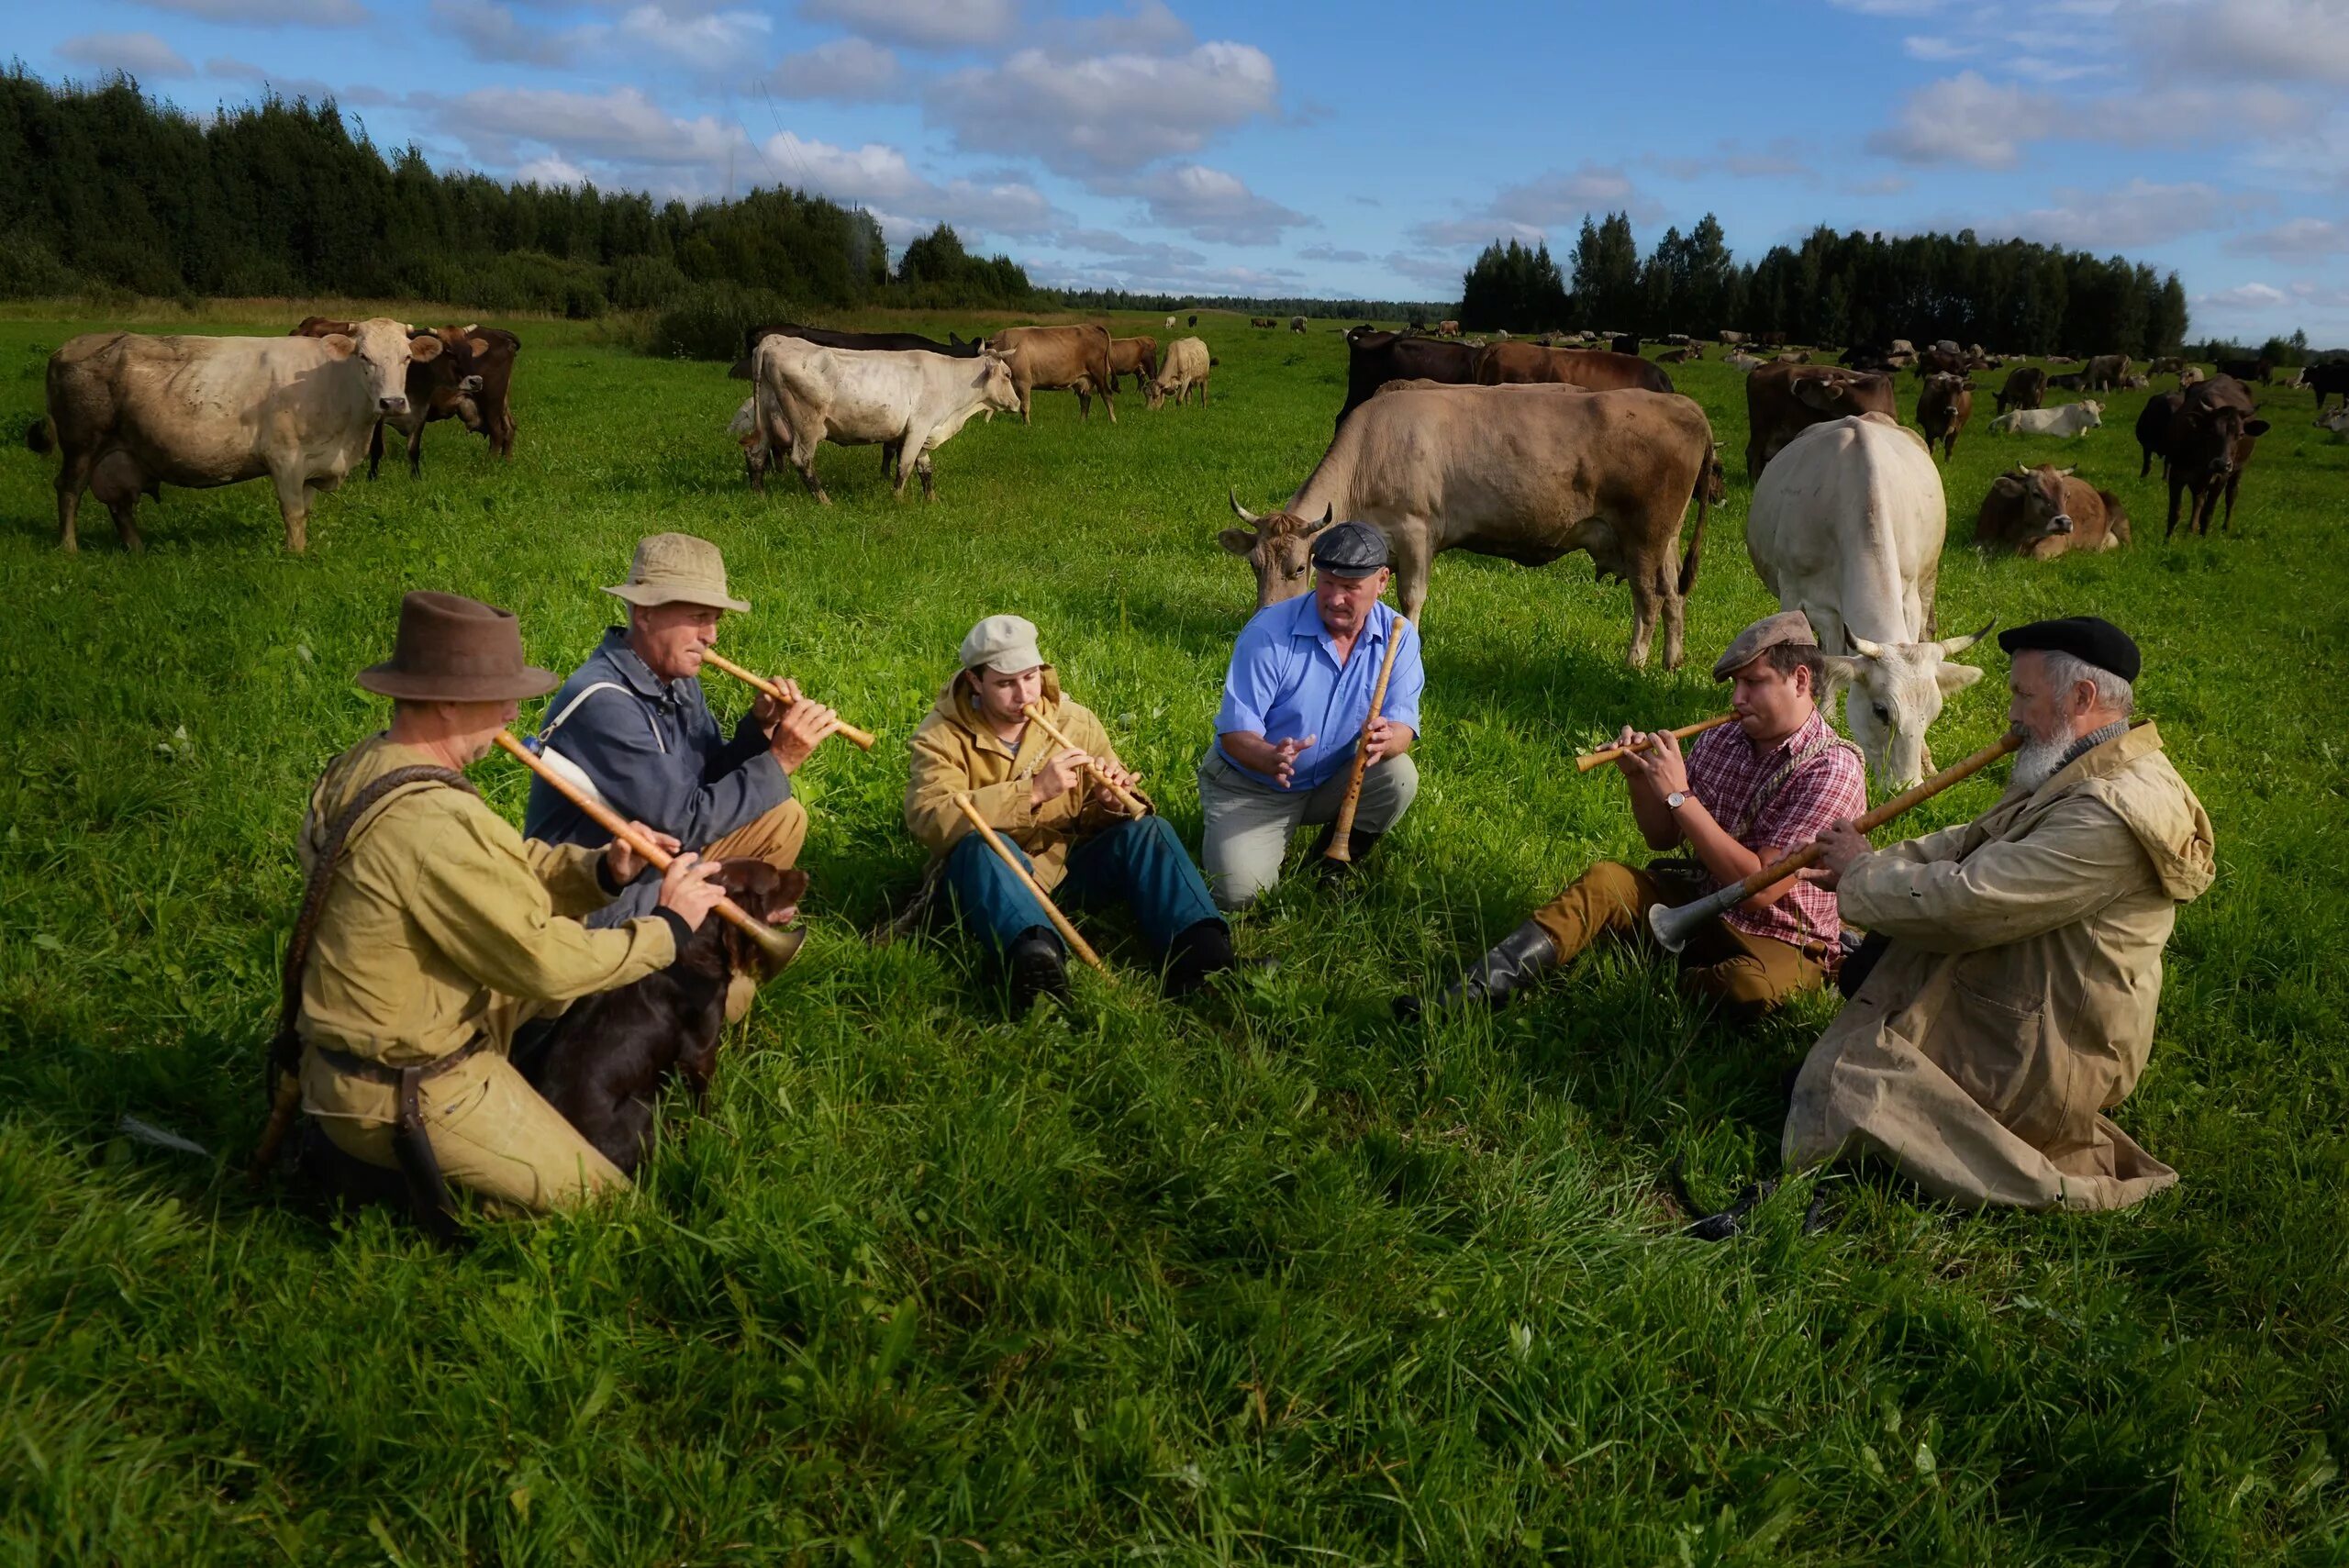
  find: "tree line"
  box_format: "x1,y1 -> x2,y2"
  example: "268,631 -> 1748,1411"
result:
1462,212 -> 2197,358
0,68 -> 1035,332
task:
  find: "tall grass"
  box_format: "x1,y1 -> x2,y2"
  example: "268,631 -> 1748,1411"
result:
1,310 -> 2343,1562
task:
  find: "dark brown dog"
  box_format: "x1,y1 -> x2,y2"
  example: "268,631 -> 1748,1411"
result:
515,860 -> 806,1173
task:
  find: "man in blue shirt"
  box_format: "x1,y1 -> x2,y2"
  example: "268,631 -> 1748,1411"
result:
1197,519 -> 1424,907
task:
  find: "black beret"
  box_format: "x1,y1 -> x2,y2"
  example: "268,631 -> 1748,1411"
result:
1998,616 -> 2140,683
1309,519 -> 1389,577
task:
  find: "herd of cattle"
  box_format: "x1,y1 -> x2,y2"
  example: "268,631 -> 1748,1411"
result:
13,307 -> 2331,788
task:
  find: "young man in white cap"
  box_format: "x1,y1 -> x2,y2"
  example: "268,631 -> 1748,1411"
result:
526,533 -> 839,1012
906,614 -> 1236,1008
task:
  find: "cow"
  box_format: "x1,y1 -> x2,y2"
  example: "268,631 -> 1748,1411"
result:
1610,334 -> 1640,356
1108,335 -> 1160,395
985,324 -> 1117,424
2119,373 -> 2150,390
1995,365 -> 2048,415
1725,351 -> 1765,372
2178,365 -> 2208,389
2295,361 -> 2349,411
1165,315 -> 1177,328
1252,317 -> 1276,329
293,318 -> 517,477
1338,329 -> 1483,427
1720,330 -> 1748,346
1438,319 -> 1461,337
28,320 -> 440,551
1290,315 -> 1307,332
1976,464 -> 2131,559
2215,356 -> 2270,384
1842,344 -> 1898,373
1220,384 -> 1716,669
2164,375 -> 2268,539
2135,392 -> 2181,478
1745,413 -> 1985,788
2083,353 -> 2132,392
1889,339 -> 1915,355
1657,347 -> 1694,364
2318,406 -> 2349,439
1914,345 -> 1968,378
1776,350 -> 1812,364
2045,372 -> 2087,391
743,336 -> 1018,503
1474,341 -> 1674,395
729,322 -> 979,379
1743,361 -> 1897,478
1153,337 -> 1212,408
1989,401 -> 2103,438
1190,314 -> 1199,328
1918,372 -> 1973,461
447,325 -> 521,462
2149,356 -> 2184,376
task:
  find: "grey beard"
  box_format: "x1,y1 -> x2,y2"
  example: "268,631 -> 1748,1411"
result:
2011,729 -> 2071,792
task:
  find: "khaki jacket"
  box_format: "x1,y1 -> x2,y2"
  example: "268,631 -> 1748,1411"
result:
1783,722 -> 2215,1211
904,669 -> 1134,892
295,734 -> 677,1068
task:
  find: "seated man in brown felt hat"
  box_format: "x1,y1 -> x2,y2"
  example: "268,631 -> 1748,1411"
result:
292,591 -> 732,1214
525,532 -> 841,1019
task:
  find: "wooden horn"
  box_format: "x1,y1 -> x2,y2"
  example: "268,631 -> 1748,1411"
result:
1325,616 -> 1409,862
700,650 -> 876,751
1021,701 -> 1146,817
1575,712 -> 1737,773
952,794 -> 1107,973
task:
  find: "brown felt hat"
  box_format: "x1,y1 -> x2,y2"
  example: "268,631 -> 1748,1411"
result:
356,591 -> 559,702
604,532 -> 751,613
1711,609 -> 1818,681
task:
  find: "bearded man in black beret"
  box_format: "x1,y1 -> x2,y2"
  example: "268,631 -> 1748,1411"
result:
1782,617 -> 2217,1212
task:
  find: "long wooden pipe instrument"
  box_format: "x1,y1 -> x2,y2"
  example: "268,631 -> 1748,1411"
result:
700,650 -> 876,751
1324,616 -> 1410,862
1021,701 -> 1146,818
493,731 -> 804,962
1575,712 -> 1737,773
953,794 -> 1108,973
1649,728 -> 2024,951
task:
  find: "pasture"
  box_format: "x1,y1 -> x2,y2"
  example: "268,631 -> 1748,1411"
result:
3,304 -> 2346,1563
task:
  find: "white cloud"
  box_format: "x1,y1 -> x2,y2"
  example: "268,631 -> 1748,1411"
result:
771,37 -> 906,100
1409,161 -> 1649,250
1978,179 -> 2260,250
517,154 -> 592,187
1057,0 -> 1192,58
1054,228 -> 1207,264
760,130 -> 1058,238
1866,72 -> 2046,168
798,0 -> 1016,50
1902,35 -> 1973,61
58,31 -> 194,77
430,0 -> 589,66
1122,163 -> 1312,245
928,41 -> 1279,176
2196,282 -> 2291,309
1384,251 -> 1466,287
129,0 -> 368,24
2226,216 -> 2349,259
2132,0 -> 2349,87
1298,243 -> 1369,263
618,6 -> 771,72
433,84 -> 744,167
1828,0 -> 1946,14
205,56 -> 390,104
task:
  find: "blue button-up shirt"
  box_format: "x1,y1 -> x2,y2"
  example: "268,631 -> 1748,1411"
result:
1212,595 -> 1423,792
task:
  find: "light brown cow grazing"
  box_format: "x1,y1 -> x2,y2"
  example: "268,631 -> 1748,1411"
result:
1438,319 -> 1461,336
1976,464 -> 2131,558
744,337 -> 1019,503
1152,337 -> 1212,408
1918,372 -> 1973,461
1475,340 -> 1673,393
1219,384 -> 1716,669
985,325 -> 1117,424
1108,334 -> 1159,395
28,319 -> 440,551
2084,353 -> 2132,392
1743,361 -> 1898,477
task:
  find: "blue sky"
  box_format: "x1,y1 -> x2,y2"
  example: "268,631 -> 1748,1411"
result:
17,0 -> 2349,341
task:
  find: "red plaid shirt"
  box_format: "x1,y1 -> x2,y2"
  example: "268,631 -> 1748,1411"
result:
1682,709 -> 1865,962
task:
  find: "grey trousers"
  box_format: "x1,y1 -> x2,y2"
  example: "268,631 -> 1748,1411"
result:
1196,749 -> 1419,909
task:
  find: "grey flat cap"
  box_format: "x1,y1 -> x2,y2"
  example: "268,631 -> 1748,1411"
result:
1712,610 -> 1818,681
960,613 -> 1044,673
1309,519 -> 1390,577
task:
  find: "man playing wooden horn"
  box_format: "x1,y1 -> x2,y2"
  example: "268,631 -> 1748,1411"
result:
1403,611 -> 1865,1020
296,592 -> 729,1213
1783,617 -> 2214,1212
1198,519 -> 1424,906
524,532 -> 837,1019
906,615 -> 1238,1009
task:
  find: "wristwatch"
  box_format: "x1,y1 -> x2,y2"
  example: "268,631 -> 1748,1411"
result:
1664,790 -> 1692,813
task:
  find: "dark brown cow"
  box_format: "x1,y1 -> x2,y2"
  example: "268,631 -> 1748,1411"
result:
1742,361 -> 1897,478
1108,334 -> 1159,393
2295,361 -> 2349,410
985,325 -> 1117,424
2083,353 -> 2132,392
1995,364 -> 2048,415
1914,345 -> 1968,378
295,317 -> 508,476
2216,356 -> 2272,384
2046,372 -> 2086,391
1338,329 -> 1482,427
2135,391 -> 2180,478
1918,372 -> 1973,461
2165,376 -> 2269,539
1976,464 -> 2130,559
1474,340 -> 1674,395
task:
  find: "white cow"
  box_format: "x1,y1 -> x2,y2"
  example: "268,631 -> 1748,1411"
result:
1164,315 -> 1177,328
1990,400 -> 2104,437
1746,413 -> 1987,789
1152,337 -> 1212,408
2317,406 -> 2349,439
745,336 -> 1018,503
29,319 -> 440,551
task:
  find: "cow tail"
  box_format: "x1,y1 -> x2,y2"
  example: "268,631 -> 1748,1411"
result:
24,417 -> 54,455
1677,467 -> 1708,598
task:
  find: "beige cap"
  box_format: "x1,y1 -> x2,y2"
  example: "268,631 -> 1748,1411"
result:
603,533 -> 750,614
1712,609 -> 1818,681
960,613 -> 1044,673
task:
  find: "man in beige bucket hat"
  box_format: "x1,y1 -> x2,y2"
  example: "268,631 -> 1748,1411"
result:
526,533 -> 841,1019
290,591 -> 730,1216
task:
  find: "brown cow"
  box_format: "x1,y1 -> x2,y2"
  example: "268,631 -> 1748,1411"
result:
1976,464 -> 2131,559
1475,340 -> 1674,394
1221,384 -> 1715,669
1917,372 -> 1973,462
296,318 -> 515,476
1743,361 -> 1897,478
2165,376 -> 2268,539
1438,319 -> 1461,337
1995,364 -> 2048,415
2083,353 -> 2132,392
1914,345 -> 1968,378
985,325 -> 1117,424
1108,334 -> 1159,395
1339,330 -> 1482,428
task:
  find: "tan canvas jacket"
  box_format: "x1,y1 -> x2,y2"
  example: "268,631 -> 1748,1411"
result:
1783,722 -> 2216,1211
903,668 -> 1138,893
295,734 -> 677,1066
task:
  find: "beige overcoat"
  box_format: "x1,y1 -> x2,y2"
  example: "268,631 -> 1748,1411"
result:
1782,722 -> 2215,1211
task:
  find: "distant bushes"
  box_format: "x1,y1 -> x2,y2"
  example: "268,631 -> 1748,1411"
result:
649,284 -> 792,361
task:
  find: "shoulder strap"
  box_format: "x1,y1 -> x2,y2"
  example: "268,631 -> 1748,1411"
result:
542,679 -> 663,751
1731,730 -> 1863,840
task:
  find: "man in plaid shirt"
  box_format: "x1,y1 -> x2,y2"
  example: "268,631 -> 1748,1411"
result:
1403,611 -> 1865,1021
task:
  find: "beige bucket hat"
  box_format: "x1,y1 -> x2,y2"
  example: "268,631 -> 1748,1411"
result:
603,532 -> 751,614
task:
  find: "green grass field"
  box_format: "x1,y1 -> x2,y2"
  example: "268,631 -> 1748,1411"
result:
3,304 -> 2346,1564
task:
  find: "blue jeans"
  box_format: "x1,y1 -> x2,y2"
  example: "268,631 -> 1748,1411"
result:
942,815 -> 1222,958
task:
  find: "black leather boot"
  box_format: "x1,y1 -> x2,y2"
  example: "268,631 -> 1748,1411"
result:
1004,926 -> 1069,1012
1311,826 -> 1383,884
1395,919 -> 1560,1020
1163,918 -> 1236,997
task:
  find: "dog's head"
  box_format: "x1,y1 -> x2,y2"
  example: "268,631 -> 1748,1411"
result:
713,859 -> 807,981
